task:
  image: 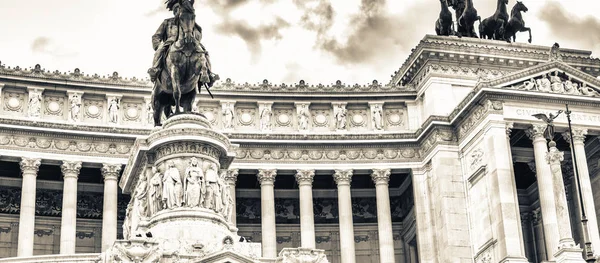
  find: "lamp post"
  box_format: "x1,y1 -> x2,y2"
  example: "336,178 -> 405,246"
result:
565,104 -> 596,262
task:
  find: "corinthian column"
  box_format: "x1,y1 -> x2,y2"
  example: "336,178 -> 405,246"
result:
17,158 -> 41,257
563,128 -> 600,254
333,169 -> 356,263
545,142 -> 584,261
223,169 -> 239,226
257,169 -> 277,258
101,163 -> 122,252
60,161 -> 82,254
526,125 -> 560,260
296,169 -> 316,248
371,169 -> 395,263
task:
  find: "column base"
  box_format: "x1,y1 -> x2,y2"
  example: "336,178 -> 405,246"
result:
554,246 -> 585,263
499,256 -> 531,263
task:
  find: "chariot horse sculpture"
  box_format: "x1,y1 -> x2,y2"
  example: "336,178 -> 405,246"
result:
449,0 -> 480,38
435,0 -> 454,36
479,0 -> 509,40
150,0 -> 219,126
503,1 -> 531,43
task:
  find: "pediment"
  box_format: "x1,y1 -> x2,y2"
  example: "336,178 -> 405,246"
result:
483,61 -> 600,98
191,249 -> 258,263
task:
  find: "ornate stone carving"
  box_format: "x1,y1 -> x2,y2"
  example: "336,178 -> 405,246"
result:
61,161 -> 82,177
311,109 -> 330,128
505,122 -> 514,137
221,101 -> 235,130
371,169 -> 391,185
184,157 -> 204,208
525,124 -> 547,141
34,229 -> 53,237
27,88 -> 43,118
223,169 -> 239,185
278,248 -> 329,263
385,108 -> 405,128
3,91 -> 24,112
296,103 -> 310,131
123,102 -> 142,122
102,163 -> 122,181
274,108 -> 293,128
236,107 -> 256,127
154,142 -> 220,163
295,169 -> 315,186
332,103 -> 347,130
259,102 -> 273,131
20,157 -> 41,174
333,169 -> 352,185
102,237 -> 162,263
257,169 -> 277,185
44,94 -> 65,117
354,235 -> 369,243
107,97 -> 121,124
470,148 -> 484,171
76,231 -> 94,239
549,42 -> 562,62
162,160 -> 183,209
369,103 -> 384,130
456,99 -> 503,139
148,166 -> 162,217
83,99 -> 103,120
348,109 -> 367,128
562,128 -> 587,144
507,71 -> 600,97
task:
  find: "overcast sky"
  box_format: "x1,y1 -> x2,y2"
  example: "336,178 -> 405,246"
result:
0,0 -> 599,85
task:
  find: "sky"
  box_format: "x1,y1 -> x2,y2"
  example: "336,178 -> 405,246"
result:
1,0 -> 600,85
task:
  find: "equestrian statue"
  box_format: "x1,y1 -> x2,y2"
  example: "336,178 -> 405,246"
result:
435,0 -> 454,36
479,0 -> 509,40
449,0 -> 480,38
148,0 -> 219,126
503,1 -> 531,43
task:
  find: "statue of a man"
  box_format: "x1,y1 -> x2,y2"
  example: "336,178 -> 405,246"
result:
334,104 -> 347,130
162,161 -> 183,209
147,0 -> 213,84
69,94 -> 81,122
148,167 -> 163,216
204,162 -> 219,210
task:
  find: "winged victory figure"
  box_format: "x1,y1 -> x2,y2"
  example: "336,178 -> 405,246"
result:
532,110 -> 563,141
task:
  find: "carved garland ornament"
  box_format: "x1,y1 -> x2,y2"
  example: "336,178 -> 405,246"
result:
0,134 -> 131,156
154,142 -> 221,162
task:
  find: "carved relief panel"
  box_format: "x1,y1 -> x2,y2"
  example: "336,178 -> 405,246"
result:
43,92 -> 67,121
2,88 -> 25,116
383,103 -> 407,131
347,104 -> 369,131
310,104 -> 333,132
83,96 -> 105,123
198,102 -> 219,126
235,103 -> 258,130
273,104 -> 295,131
121,100 -> 143,125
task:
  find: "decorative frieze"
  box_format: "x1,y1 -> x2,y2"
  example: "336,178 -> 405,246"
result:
236,105 -> 257,128
236,146 -> 420,163
506,71 -> 600,97
456,99 -> 504,140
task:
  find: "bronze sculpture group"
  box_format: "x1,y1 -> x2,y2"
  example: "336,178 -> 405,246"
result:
435,0 -> 531,43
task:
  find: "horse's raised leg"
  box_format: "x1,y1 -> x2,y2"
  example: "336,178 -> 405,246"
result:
525,27 -> 532,43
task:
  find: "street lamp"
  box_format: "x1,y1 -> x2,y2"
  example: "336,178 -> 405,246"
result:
565,104 -> 596,262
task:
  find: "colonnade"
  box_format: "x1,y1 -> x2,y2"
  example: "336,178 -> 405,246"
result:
15,160 -> 122,256
257,168 -> 397,263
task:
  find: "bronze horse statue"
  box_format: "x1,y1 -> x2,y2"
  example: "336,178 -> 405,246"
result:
435,0 -> 454,36
503,1 -> 531,43
479,0 -> 509,40
452,0 -> 480,38
152,0 -> 218,126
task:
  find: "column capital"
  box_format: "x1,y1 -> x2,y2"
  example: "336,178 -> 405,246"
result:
101,163 -> 122,181
296,169 -> 315,186
20,158 -> 41,175
561,128 -> 588,145
545,143 -> 565,165
61,161 -> 82,179
333,169 -> 353,186
525,124 -> 547,141
224,168 -> 239,185
371,169 -> 391,185
257,169 -> 277,185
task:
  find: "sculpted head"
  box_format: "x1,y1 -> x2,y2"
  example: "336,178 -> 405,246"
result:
190,157 -> 199,166
167,161 -> 175,168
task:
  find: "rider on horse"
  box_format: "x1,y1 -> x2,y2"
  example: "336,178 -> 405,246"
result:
147,1 -> 212,85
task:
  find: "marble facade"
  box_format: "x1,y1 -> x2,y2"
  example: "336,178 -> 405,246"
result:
0,35 -> 600,262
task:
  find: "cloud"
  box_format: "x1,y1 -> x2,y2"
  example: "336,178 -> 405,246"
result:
311,0 -> 435,65
294,0 -> 335,35
538,1 -> 600,51
216,17 -> 290,57
31,37 -> 78,58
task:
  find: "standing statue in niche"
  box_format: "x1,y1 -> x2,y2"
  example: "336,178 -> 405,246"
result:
134,173 -> 149,218
28,91 -> 42,117
334,104 -> 347,130
297,104 -> 310,131
108,98 -> 120,124
162,161 -> 183,209
532,110 -> 563,142
372,104 -> 383,130
69,94 -> 82,122
214,170 -> 224,213
148,0 -> 219,126
204,162 -> 219,210
184,157 -> 204,208
260,106 -> 272,131
221,176 -> 234,222
148,167 -> 163,216
222,103 -> 234,129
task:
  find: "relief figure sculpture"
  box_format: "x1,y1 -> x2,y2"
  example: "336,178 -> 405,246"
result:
297,104 -> 309,131
184,157 -> 204,208
204,162 -> 219,210
69,94 -> 81,122
372,105 -> 383,130
221,179 -> 234,222
108,98 -> 120,124
162,161 -> 183,209
223,103 -> 234,129
334,104 -> 347,130
28,91 -> 42,117
148,167 -> 163,216
260,106 -> 272,131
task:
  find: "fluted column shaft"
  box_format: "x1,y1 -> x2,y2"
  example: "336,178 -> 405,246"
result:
372,169 -> 395,263
17,158 -> 41,257
527,125 -> 560,259
224,169 -> 239,226
334,170 -> 356,263
564,129 -> 600,253
296,169 -> 316,248
258,169 -> 277,258
60,161 -> 82,254
101,164 -> 122,252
